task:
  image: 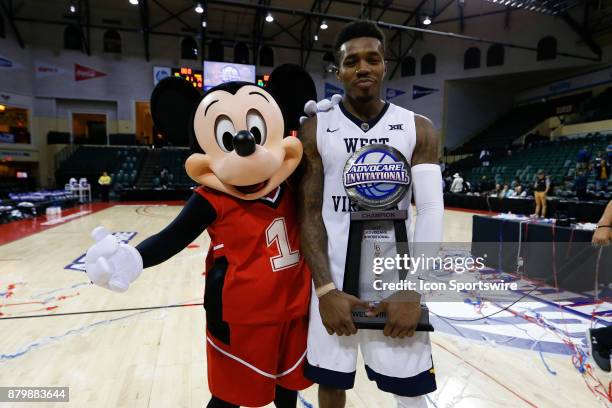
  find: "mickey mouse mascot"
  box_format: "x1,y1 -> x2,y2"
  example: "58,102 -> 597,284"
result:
85,64 -> 317,408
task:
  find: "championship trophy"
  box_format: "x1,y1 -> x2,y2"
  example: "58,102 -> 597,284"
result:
342,144 -> 433,331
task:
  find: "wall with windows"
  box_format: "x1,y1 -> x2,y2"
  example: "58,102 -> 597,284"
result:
380,6 -> 609,149
0,2 -> 610,185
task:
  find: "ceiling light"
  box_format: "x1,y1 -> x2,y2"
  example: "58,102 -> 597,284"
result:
320,20 -> 328,30
69,4 -> 76,13
195,2 -> 204,14
202,20 -> 207,28
265,12 -> 274,23
314,34 -> 318,41
423,16 -> 431,25
129,0 -> 138,5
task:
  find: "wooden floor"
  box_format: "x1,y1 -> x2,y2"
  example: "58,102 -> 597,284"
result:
0,204 -> 609,408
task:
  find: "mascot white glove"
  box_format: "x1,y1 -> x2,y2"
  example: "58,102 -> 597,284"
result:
299,94 -> 342,125
85,226 -> 143,292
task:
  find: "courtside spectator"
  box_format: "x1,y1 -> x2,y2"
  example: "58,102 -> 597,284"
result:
98,171 -> 112,202
463,177 -> 472,193
508,185 -> 526,198
575,168 -> 589,200
159,167 -> 169,189
479,175 -> 493,194
593,152 -> 610,192
443,171 -> 453,192
577,145 -> 591,170
533,170 -> 550,217
450,173 -> 464,193
500,184 -> 510,198
491,183 -> 502,197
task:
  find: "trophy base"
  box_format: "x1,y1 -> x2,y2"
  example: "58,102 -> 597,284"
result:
352,305 -> 434,332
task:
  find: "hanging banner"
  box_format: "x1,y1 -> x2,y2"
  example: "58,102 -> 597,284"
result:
412,85 -> 439,100
0,55 -> 22,69
35,62 -> 67,78
153,66 -> 171,86
325,82 -> 344,99
516,65 -> 612,103
385,88 -> 406,101
74,64 -> 107,81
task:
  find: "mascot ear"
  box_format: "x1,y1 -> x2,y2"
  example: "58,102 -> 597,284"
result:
151,77 -> 202,146
265,64 -> 317,134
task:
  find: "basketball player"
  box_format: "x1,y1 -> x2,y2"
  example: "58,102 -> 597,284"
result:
298,21 -> 444,408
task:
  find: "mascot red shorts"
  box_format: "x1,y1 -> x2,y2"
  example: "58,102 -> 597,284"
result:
206,315 -> 311,406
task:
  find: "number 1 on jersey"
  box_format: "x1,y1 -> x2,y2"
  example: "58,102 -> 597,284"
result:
266,217 -> 300,272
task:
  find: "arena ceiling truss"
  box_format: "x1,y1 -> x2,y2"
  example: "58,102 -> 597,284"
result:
0,0 -> 606,75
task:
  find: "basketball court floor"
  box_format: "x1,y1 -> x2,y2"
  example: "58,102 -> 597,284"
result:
0,203 -> 610,407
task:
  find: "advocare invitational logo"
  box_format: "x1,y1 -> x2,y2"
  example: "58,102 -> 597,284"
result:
343,144 -> 411,210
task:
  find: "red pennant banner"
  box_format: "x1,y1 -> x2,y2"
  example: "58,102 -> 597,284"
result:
74,64 -> 106,81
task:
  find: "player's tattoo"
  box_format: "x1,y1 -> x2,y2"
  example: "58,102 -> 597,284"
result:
412,114 -> 439,166
297,116 -> 334,288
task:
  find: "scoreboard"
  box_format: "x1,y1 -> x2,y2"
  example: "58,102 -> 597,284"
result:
162,67 -> 266,89
172,67 -> 203,89
256,74 -> 270,88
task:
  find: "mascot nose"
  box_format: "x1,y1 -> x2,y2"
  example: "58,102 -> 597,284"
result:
233,130 -> 256,157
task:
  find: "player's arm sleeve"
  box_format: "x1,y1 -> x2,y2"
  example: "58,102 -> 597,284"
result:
411,166 -> 444,298
412,115 -> 444,245
136,192 -> 217,268
411,115 -> 444,294
412,164 -> 444,246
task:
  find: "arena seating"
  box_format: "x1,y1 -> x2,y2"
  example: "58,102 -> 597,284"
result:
156,148 -> 193,188
463,133 -> 612,197
55,145 -> 147,194
55,145 -> 195,199
109,148 -> 147,188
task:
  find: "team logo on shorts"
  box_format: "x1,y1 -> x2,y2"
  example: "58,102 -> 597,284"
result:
343,144 -> 410,210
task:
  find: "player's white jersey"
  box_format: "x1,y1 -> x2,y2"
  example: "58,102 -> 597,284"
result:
316,101 -> 417,287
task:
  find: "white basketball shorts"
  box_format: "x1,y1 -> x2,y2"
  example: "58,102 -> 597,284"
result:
304,292 -> 437,397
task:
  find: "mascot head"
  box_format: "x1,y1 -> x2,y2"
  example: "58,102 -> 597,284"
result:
150,64 -> 316,200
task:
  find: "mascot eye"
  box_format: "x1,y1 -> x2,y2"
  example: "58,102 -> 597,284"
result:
247,109 -> 267,145
215,116 -> 236,152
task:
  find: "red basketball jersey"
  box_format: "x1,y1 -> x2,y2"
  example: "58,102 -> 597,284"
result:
196,184 -> 311,324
